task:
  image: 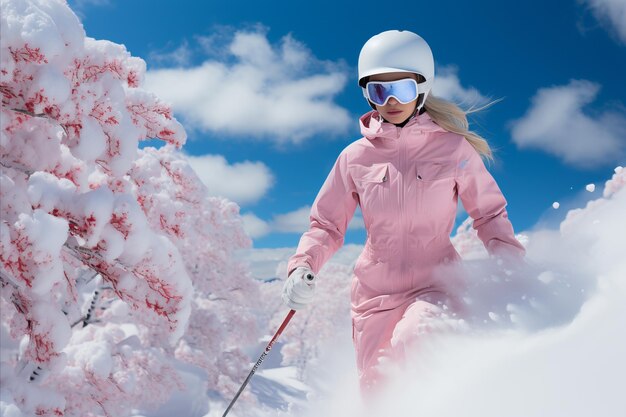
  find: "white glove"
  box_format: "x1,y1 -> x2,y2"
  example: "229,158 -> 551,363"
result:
282,267 -> 316,310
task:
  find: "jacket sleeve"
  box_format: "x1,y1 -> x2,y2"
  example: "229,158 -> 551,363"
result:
287,150 -> 359,276
455,139 -> 526,258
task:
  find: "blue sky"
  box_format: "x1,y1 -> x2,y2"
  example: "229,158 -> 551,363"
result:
69,0 -> 626,248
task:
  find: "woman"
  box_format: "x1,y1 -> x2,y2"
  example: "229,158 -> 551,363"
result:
282,30 -> 525,392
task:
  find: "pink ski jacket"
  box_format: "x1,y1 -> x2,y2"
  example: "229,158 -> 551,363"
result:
288,109 -> 525,330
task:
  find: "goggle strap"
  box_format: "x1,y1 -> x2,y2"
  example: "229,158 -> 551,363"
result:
416,78 -> 433,94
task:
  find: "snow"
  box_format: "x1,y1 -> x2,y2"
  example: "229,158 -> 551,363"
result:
552,201 -> 560,209
20,209 -> 68,295
34,67 -> 71,104
27,301 -> 72,360
586,183 -> 595,192
64,340 -> 112,378
27,171 -> 76,213
0,393 -> 24,417
72,116 -> 107,162
1,0 -> 79,59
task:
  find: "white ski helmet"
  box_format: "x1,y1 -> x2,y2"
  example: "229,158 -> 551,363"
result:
358,30 -> 434,109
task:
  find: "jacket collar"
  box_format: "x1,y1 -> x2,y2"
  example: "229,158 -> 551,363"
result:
359,110 -> 446,140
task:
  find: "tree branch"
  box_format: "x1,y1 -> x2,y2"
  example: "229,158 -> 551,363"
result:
71,285 -> 103,328
9,107 -> 47,118
5,106 -> 70,138
0,159 -> 34,176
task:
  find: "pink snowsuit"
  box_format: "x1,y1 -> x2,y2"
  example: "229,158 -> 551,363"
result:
287,110 -> 525,389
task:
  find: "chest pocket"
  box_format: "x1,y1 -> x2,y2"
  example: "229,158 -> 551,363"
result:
353,163 -> 389,186
414,160 -> 457,213
351,163 -> 390,226
415,160 -> 456,181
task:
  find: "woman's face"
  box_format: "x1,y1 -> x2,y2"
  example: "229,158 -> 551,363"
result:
368,72 -> 418,125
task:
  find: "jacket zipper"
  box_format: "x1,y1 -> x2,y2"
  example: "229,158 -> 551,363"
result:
398,126 -> 408,291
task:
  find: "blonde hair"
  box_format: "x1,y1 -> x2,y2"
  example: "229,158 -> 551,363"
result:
423,94 -> 500,161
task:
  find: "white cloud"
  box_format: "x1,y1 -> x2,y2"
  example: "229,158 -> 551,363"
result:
270,205 -> 365,234
241,205 -> 365,240
186,154 -> 274,205
233,246 -> 295,280
241,213 -> 271,239
148,40 -> 193,67
145,30 -> 351,144
582,0 -> 626,44
432,65 -> 490,108
235,244 -> 365,279
509,79 -> 626,168
348,210 -> 365,231
271,206 -> 312,233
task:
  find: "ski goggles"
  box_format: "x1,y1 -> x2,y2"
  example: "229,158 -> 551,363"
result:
363,78 -> 432,106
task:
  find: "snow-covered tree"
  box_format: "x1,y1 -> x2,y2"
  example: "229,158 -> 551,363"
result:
133,146 -> 260,397
0,1 -> 260,415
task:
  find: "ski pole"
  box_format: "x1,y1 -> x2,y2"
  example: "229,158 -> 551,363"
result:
222,308 -> 297,417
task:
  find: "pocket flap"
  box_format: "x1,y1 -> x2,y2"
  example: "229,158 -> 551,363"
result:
355,163 -> 389,183
415,160 -> 456,180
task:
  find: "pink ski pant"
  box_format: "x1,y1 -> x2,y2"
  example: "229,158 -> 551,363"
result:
352,291 -> 456,393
